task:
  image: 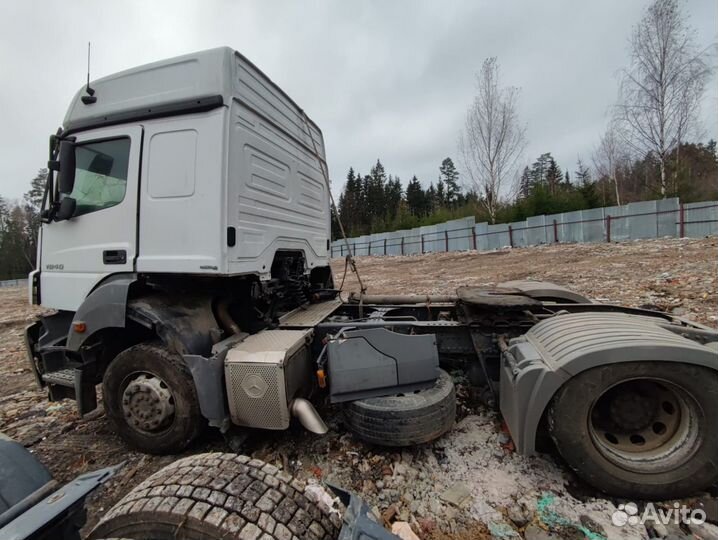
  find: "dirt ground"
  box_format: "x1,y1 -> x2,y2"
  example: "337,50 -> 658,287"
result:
1,237 -> 716,539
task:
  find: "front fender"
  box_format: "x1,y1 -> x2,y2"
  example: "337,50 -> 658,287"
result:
66,274 -> 136,351
500,311 -> 718,455
127,294 -> 221,356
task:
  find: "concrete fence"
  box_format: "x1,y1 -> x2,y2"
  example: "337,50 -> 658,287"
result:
331,198 -> 718,258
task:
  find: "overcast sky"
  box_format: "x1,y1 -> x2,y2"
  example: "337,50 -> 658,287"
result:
0,0 -> 716,202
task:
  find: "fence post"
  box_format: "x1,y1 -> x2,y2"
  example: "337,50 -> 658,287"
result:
383,238 -> 387,255
606,215 -> 612,243
400,237 -> 404,255
421,234 -> 424,254
368,240 -> 372,255
472,227 -> 477,251
444,230 -> 449,252
508,225 -> 514,248
679,203 -> 685,238
553,219 -> 559,243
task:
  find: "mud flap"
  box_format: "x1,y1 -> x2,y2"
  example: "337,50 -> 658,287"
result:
23,322 -> 43,389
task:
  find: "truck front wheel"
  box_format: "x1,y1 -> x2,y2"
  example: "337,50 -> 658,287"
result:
103,343 -> 203,454
547,362 -> 718,499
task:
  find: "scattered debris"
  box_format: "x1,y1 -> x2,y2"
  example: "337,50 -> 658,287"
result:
392,521 -> 421,540
440,483 -> 472,507
1,237 -> 716,538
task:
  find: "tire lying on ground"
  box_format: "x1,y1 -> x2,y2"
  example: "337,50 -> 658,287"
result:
548,361 -> 718,499
89,453 -> 343,540
344,369 -> 456,447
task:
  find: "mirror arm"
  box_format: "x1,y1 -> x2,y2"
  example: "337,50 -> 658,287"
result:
41,128 -> 68,223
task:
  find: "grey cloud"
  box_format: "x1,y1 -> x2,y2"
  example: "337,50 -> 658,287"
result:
0,0 -> 715,202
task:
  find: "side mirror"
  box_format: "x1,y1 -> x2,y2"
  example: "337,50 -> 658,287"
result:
57,140 -> 76,194
54,197 -> 76,221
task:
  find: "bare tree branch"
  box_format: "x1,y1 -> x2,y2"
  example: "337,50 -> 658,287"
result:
458,57 -> 527,223
614,0 -> 713,197
593,122 -> 628,206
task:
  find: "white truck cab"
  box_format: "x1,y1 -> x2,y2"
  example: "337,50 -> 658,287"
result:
35,46 -> 330,311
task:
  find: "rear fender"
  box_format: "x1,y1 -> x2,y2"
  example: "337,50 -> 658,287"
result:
500,312 -> 718,455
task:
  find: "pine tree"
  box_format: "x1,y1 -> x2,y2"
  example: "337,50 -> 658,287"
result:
406,176 -> 426,216
436,179 -> 446,208
25,169 -> 47,209
518,166 -> 531,198
707,139 -> 717,159
0,195 -> 7,234
358,173 -> 369,234
425,183 -> 437,213
0,206 -> 31,279
384,176 -> 403,224
439,157 -> 460,206
366,160 -> 387,228
338,168 -> 359,236
23,168 -> 48,266
529,153 -> 553,189
546,157 -> 563,195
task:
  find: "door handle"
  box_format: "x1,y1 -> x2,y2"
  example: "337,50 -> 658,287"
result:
103,250 -> 127,265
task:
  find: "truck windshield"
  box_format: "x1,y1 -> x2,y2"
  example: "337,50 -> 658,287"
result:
69,138 -> 130,218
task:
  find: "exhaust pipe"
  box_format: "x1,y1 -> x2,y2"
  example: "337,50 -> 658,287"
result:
217,299 -> 241,335
290,398 -> 328,435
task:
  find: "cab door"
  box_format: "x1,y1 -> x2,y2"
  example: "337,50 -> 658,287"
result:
39,125 -> 142,311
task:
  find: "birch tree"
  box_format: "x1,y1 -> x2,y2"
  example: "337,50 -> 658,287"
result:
593,124 -> 625,206
615,0 -> 711,197
459,57 -> 526,223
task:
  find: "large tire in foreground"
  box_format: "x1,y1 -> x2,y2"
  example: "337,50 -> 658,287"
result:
103,343 -> 203,455
90,453 -> 343,540
548,361 -> 718,499
344,369 -> 456,447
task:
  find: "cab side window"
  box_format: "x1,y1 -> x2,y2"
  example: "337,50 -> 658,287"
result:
69,138 -> 131,217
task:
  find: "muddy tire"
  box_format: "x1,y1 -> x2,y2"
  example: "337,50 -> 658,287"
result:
103,343 -> 203,455
548,362 -> 718,499
344,369 -> 455,447
89,453 -> 343,540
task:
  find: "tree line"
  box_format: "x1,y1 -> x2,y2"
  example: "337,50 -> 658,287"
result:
335,140 -> 718,239
334,0 -> 716,238
336,157 -> 472,237
0,171 -> 45,280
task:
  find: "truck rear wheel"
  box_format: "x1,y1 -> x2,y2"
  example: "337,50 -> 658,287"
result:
344,369 -> 456,447
547,362 -> 718,499
102,343 -> 203,454
89,453 -> 343,540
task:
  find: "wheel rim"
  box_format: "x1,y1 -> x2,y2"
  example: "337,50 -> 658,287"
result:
588,377 -> 702,473
121,372 -> 176,434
